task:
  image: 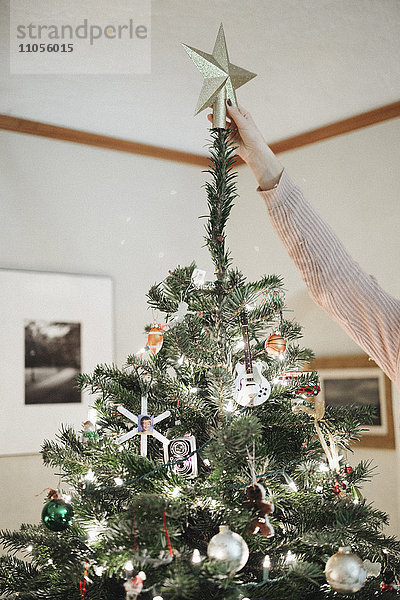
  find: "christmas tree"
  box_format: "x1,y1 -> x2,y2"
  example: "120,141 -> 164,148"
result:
1,25 -> 400,600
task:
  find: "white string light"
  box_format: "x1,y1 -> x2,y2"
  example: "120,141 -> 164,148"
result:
171,486 -> 182,499
26,545 -> 33,553
225,399 -> 235,413
87,523 -> 104,543
263,554 -> 271,580
87,407 -> 98,425
114,477 -> 124,487
192,549 -> 202,564
94,566 -> 104,576
124,560 -> 134,571
85,468 -> 96,482
285,550 -> 297,568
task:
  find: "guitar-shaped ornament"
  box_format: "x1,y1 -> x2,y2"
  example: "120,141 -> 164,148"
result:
234,312 -> 271,407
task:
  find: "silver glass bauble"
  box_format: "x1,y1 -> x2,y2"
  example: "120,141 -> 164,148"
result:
207,525 -> 249,574
325,546 -> 367,594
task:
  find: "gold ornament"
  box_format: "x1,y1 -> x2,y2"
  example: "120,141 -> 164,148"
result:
182,23 -> 256,128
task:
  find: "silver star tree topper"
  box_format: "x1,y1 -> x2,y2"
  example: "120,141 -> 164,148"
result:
182,23 -> 256,128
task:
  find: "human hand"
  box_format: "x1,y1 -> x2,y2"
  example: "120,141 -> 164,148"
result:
207,102 -> 284,190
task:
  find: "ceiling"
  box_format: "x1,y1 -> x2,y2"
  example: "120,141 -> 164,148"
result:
1,0 -> 400,155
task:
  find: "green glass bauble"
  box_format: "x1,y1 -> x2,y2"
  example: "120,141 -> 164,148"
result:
41,499 -> 74,532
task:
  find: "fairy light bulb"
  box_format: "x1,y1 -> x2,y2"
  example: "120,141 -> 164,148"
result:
285,550 -> 297,568
263,555 -> 271,568
114,477 -> 124,486
192,549 -> 201,564
153,596 -> 163,600
63,494 -> 72,503
87,526 -> 100,543
124,560 -> 134,571
263,554 -> 271,580
225,399 -> 235,413
26,545 -> 33,553
94,566 -> 104,576
85,468 -> 95,482
87,407 -> 98,425
283,472 -> 298,492
171,486 -> 181,499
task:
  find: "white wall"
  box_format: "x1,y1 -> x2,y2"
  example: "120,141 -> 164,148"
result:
1,118 -> 399,535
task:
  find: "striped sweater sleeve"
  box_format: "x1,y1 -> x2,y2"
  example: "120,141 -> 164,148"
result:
258,170 -> 400,387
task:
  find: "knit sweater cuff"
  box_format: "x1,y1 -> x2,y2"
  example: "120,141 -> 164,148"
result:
256,169 -> 300,210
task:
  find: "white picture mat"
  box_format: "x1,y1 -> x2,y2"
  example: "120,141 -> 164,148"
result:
318,367 -> 387,436
0,269 -> 113,455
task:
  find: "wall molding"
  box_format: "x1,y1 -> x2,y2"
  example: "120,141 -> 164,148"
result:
1,100 -> 399,165
271,100 -> 400,154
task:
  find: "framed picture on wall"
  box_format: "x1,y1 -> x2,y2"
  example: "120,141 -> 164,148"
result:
0,269 -> 113,455
310,355 -> 395,449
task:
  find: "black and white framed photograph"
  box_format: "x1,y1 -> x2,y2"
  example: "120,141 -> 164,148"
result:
0,269 -> 113,455
311,355 -> 395,449
25,320 -> 81,405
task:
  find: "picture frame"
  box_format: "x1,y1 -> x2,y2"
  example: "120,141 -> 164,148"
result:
309,355 -> 395,449
0,269 -> 113,455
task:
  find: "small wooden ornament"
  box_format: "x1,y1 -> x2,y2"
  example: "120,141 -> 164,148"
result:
146,326 -> 164,355
265,332 -> 286,357
243,483 -> 275,539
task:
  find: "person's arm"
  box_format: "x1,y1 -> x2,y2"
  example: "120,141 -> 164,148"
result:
217,103 -> 400,384
259,170 -> 400,384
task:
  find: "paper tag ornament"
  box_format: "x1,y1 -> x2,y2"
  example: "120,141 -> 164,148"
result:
191,268 -> 206,287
